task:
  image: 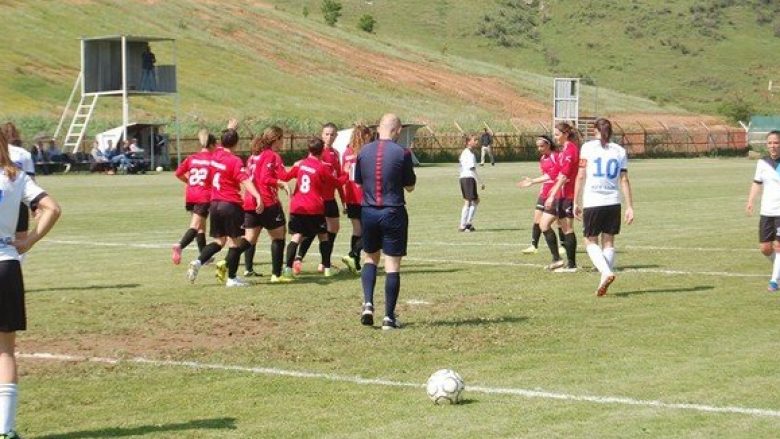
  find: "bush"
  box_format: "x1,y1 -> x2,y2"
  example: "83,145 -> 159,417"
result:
718,96 -> 754,124
321,0 -> 342,26
302,6 -> 309,18
357,14 -> 376,33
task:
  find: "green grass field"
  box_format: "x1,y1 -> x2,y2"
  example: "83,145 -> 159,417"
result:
12,158 -> 780,438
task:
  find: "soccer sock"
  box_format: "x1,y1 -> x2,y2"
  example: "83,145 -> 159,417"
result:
350,235 -> 361,258
271,239 -> 285,277
543,229 -> 561,261
564,232 -> 577,268
460,205 -> 469,228
586,243 -> 613,276
558,228 -> 566,245
0,383 -> 17,434
466,203 -> 477,225
326,232 -> 337,264
198,242 -> 222,264
385,272 -> 400,320
244,243 -> 256,272
603,247 -> 615,270
285,241 -> 300,268
319,238 -> 332,269
767,252 -> 776,263
361,263 -> 378,305
196,232 -> 207,252
771,251 -> 780,282
178,228 -> 198,249
226,240 -> 251,279
531,223 -> 542,248
297,235 -> 315,260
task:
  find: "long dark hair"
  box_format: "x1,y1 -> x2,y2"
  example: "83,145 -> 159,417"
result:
0,130 -> 18,180
594,118 -> 613,147
349,124 -> 372,155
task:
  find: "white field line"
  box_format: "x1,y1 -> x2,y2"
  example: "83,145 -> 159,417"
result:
42,239 -> 765,278
19,352 -> 780,419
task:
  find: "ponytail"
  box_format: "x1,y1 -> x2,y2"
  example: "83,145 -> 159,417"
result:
594,118 -> 613,147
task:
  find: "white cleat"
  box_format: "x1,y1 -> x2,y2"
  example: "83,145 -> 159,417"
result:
226,277 -> 250,288
187,260 -> 201,283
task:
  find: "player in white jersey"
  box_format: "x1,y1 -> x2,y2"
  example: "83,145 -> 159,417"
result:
2,123 -> 36,247
573,118 -> 634,296
746,130 -> 780,292
458,134 -> 484,232
0,130 -> 61,439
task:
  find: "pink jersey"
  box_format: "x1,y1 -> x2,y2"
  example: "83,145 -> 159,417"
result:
557,141 -> 580,199
320,146 -> 345,202
175,149 -> 213,204
342,146 -> 362,205
210,146 -> 250,204
285,155 -> 346,215
243,149 -> 287,210
539,151 -> 560,199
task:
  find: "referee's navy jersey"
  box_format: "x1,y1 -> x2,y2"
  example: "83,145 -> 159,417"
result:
354,139 -> 416,207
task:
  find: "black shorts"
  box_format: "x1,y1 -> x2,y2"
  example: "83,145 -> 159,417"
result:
460,177 -> 478,201
346,204 -> 362,220
0,260 -> 26,332
209,201 -> 244,239
244,203 -> 286,230
583,204 -> 621,237
16,203 -> 29,233
289,214 -> 327,237
324,199 -> 340,218
535,196 -> 557,215
185,202 -> 211,218
556,198 -> 574,219
759,215 -> 780,242
362,206 -> 408,257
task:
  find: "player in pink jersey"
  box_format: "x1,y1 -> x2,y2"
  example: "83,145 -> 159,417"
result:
542,122 -> 581,271
294,122 -> 346,274
517,135 -> 563,266
186,120 -> 263,288
340,124 -> 372,274
281,137 -> 348,279
240,126 -> 290,283
172,129 -> 215,265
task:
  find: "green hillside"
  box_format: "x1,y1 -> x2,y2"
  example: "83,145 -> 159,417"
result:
0,0 -> 776,136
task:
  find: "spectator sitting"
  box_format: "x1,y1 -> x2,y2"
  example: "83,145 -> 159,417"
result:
127,138 -> 144,158
110,141 -> 132,172
31,140 -> 48,163
46,140 -> 74,173
90,141 -> 112,173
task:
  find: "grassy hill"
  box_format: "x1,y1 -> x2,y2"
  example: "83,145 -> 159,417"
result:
0,0 -> 777,136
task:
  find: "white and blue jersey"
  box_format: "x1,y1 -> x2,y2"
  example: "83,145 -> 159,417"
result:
753,156 -> 780,217
580,140 -> 628,208
9,146 -> 35,177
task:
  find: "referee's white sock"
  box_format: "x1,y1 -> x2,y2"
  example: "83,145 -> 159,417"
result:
771,251 -> 780,282
460,205 -> 469,228
0,383 -> 18,434
586,243 -> 613,276
603,247 -> 615,270
767,252 -> 776,263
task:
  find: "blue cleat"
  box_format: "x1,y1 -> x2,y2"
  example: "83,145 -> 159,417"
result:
768,280 -> 778,293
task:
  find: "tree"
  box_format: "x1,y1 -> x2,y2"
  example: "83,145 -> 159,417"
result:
357,14 -> 376,33
321,0 -> 342,27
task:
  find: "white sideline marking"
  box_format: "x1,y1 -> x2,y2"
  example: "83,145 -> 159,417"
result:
405,299 -> 431,305
43,239 -> 765,278
411,241 -> 755,252
19,352 -> 780,418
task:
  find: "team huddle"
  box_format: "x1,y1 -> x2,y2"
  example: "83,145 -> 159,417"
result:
171,114 -> 416,329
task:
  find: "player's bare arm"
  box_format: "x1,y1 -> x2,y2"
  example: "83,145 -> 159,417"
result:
747,181 -> 762,216
13,195 -> 61,254
619,171 -> 634,225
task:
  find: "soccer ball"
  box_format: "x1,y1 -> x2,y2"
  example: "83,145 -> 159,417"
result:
155,166 -> 164,172
426,369 -> 464,405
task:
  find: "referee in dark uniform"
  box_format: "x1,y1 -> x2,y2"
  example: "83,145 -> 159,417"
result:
353,114 -> 416,330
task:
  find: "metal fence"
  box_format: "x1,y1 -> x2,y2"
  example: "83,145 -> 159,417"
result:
73,127 -> 749,164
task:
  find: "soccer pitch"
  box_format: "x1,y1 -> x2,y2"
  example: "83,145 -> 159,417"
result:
16,158 -> 780,438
